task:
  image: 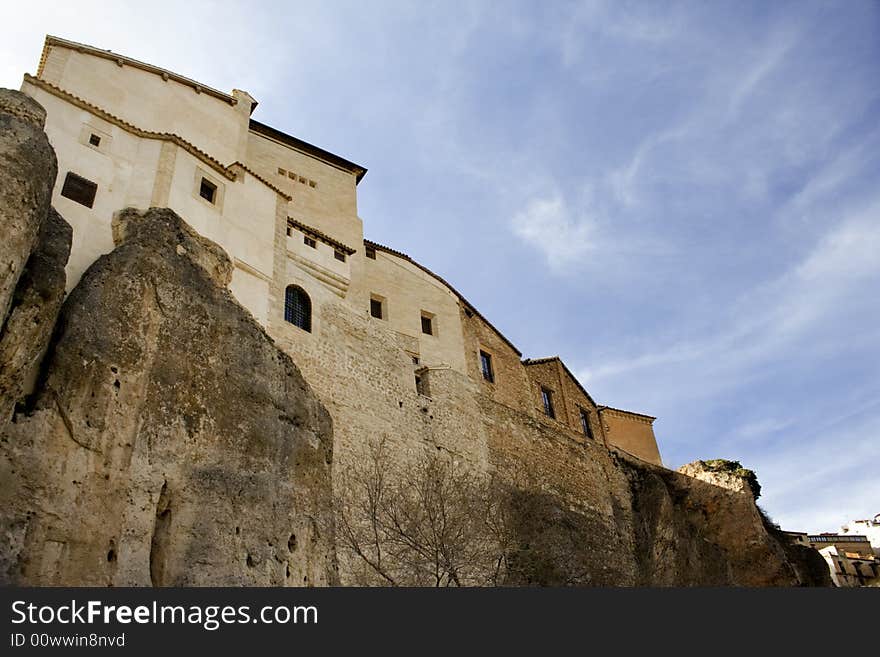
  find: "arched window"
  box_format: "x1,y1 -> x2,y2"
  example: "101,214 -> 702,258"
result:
284,285 -> 311,332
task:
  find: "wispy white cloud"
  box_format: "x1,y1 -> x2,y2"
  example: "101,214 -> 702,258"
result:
580,197 -> 880,396
511,194 -> 597,270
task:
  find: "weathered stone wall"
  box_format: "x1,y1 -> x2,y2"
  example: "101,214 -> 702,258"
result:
459,306 -> 532,412
522,359 -> 605,444
0,207 -> 337,586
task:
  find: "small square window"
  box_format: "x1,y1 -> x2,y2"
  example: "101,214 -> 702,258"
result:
365,245 -> 376,260
335,250 -> 346,262
278,167 -> 286,175
370,297 -> 383,319
309,180 -> 317,188
288,171 -> 297,180
199,177 -> 217,204
479,350 -> 494,383
304,236 -> 317,249
411,355 -> 420,365
299,176 -> 307,184
60,172 -> 97,208
421,313 -> 434,336
88,133 -> 101,147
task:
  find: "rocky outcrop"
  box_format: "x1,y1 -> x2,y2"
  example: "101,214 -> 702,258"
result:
0,206 -> 337,586
677,459 -> 761,499
499,453 -> 826,586
0,89 -> 57,328
0,208 -> 71,419
483,400 -> 827,586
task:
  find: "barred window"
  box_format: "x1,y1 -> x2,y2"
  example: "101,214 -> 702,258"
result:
284,285 -> 311,332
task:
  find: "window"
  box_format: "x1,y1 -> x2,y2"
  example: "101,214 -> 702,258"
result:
479,350 -> 494,383
199,177 -> 217,204
421,312 -> 434,336
411,355 -> 420,365
88,133 -> 101,147
60,172 -> 97,208
370,297 -> 384,319
580,408 -> 594,439
365,245 -> 376,260
278,167 -> 286,175
334,250 -> 346,262
286,226 -> 292,237
284,285 -> 311,332
304,236 -> 317,249
541,387 -> 555,419
415,371 -> 429,396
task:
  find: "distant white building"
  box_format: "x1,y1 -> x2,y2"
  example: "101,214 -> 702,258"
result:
841,513 -> 880,557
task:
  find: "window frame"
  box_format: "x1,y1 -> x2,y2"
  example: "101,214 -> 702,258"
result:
479,349 -> 494,383
579,407 -> 594,439
199,177 -> 217,204
284,285 -> 312,333
420,311 -> 434,336
370,295 -> 385,320
541,386 -> 555,419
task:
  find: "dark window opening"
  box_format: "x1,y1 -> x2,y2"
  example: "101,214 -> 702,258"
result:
480,350 -> 494,383
304,236 -> 317,249
411,355 -> 420,365
60,172 -> 97,208
421,314 -> 433,335
370,298 -> 383,319
541,387 -> 555,419
415,372 -> 429,396
88,133 -> 101,147
284,285 -> 311,332
286,226 -> 292,237
334,250 -> 346,262
199,177 -> 217,204
580,408 -> 594,439
365,245 -> 376,259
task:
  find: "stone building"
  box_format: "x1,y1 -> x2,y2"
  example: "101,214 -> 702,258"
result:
17,35 -> 662,471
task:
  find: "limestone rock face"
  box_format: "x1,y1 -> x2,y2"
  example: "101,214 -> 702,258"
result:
0,89 -> 57,327
677,459 -> 760,498
484,408 -> 827,586
0,208 -> 71,420
0,207 -> 336,586
499,454 -> 813,586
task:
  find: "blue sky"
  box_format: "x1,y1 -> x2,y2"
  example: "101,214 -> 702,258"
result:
1,1 -> 878,533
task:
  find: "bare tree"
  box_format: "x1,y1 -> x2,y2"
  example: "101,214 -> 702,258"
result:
334,439 -> 511,586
